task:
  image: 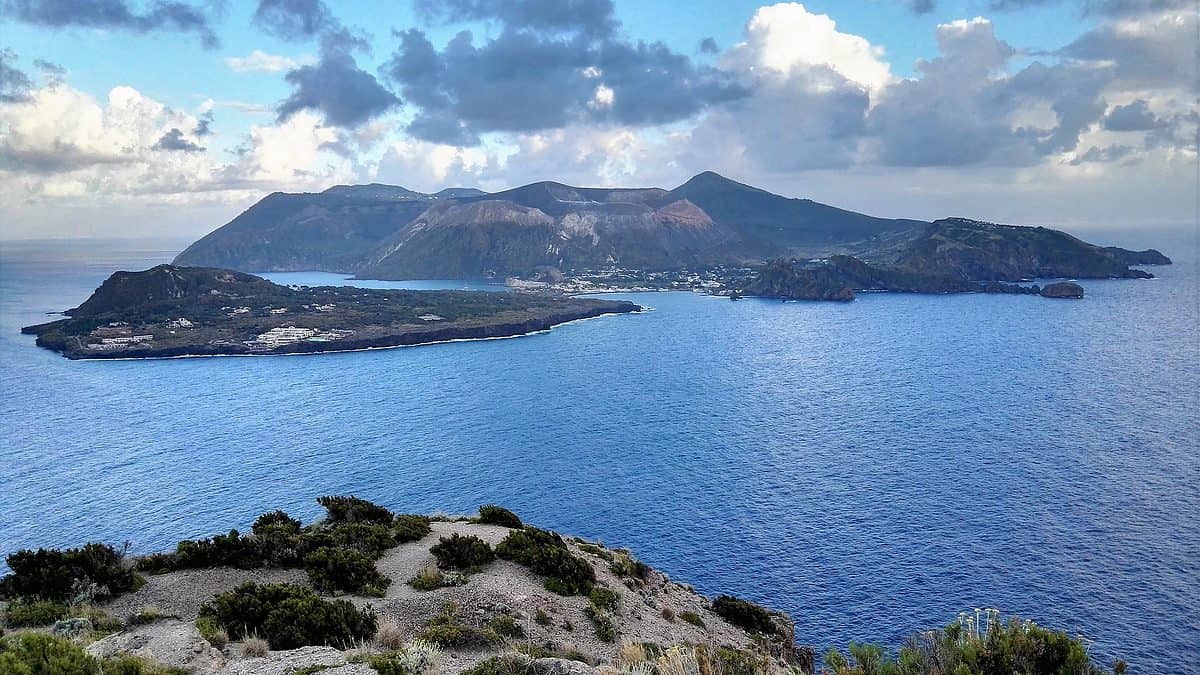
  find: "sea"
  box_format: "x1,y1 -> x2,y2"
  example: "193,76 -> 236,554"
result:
0,233 -> 1197,673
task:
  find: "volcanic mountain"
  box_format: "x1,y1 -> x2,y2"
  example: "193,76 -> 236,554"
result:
173,173 -> 924,279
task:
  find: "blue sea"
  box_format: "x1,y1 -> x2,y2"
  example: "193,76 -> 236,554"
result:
1,234 -> 1197,673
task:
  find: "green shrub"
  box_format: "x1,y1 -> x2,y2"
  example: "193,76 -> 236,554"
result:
251,510 -> 301,536
460,655 -> 533,675
316,496 -> 393,524
584,605 -> 616,642
588,586 -> 620,613
1,543 -> 139,602
0,632 -> 187,675
711,595 -> 780,638
495,527 -> 595,595
303,547 -> 391,596
609,551 -> 650,580
3,599 -> 68,627
822,613 -> 1125,675
174,530 -> 264,570
576,543 -> 613,561
200,582 -> 375,650
368,639 -> 443,675
321,522 -> 397,558
393,515 -> 432,543
429,534 -> 495,570
488,614 -> 525,638
416,623 -> 498,648
680,611 -> 705,628
476,505 -> 522,528
534,609 -> 551,626
0,632 -> 99,674
194,616 -> 228,649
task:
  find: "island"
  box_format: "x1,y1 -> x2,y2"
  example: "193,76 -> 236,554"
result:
0,499 -> 1128,675
21,265 -> 640,360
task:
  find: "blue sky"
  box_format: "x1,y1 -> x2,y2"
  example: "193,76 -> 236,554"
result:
0,1 -> 1194,238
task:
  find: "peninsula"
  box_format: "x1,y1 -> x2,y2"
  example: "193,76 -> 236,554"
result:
0,499 -> 1127,675
21,265 -> 640,360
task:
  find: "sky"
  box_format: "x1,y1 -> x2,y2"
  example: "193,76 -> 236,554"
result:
0,0 -> 1196,240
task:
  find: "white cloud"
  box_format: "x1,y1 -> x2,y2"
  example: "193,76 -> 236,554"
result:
589,84 -> 615,110
224,50 -> 313,74
724,2 -> 892,92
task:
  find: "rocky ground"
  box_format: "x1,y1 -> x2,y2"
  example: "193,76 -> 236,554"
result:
58,519 -> 798,675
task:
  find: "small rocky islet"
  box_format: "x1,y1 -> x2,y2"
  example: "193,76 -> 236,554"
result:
0,499 -> 1127,675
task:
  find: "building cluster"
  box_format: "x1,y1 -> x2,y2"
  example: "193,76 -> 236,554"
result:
86,333 -> 154,351
247,326 -> 355,349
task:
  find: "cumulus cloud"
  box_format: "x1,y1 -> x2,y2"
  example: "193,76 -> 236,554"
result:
415,0 -> 619,38
251,0 -> 336,41
277,34 -> 400,128
0,49 -> 33,103
0,0 -> 221,48
699,37 -> 719,54
723,3 -> 892,93
382,0 -> 745,144
1059,10 -> 1198,92
1103,99 -> 1163,131
987,0 -> 1194,15
225,50 -> 312,73
152,127 -> 204,151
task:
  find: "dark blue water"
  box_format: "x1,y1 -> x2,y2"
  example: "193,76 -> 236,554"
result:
1,236 -> 1197,673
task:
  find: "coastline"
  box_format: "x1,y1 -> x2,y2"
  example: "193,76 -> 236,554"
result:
41,305 -> 641,362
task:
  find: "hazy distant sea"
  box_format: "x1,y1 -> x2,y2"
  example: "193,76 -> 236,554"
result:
1,232 -> 1197,672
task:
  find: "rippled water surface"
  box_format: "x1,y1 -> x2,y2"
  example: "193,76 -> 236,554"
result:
1,236 -> 1197,672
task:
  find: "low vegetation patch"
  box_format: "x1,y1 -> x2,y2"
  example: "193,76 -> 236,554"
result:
368,638 -> 443,675
195,616 -> 228,649
1,543 -> 140,602
476,505 -> 523,528
3,598 -> 68,627
408,565 -> 467,591
394,515 -> 433,542
317,495 -> 394,524
711,595 -> 784,640
200,582 -> 376,650
679,611 -> 705,628
430,533 -> 495,570
488,614 -> 525,639
0,632 -> 185,675
416,605 -> 500,649
460,654 -> 534,675
303,546 -> 391,596
584,605 -> 617,642
495,527 -> 595,595
609,550 -> 650,581
588,586 -> 620,613
824,613 -> 1128,675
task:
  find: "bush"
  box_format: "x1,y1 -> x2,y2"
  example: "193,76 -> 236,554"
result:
534,609 -> 551,626
303,547 -> 391,596
200,582 -> 376,650
1,543 -> 139,602
488,614 -> 525,638
460,655 -> 534,675
195,616 -> 228,649
610,551 -> 650,580
477,505 -> 522,528
495,527 -> 595,595
588,586 -> 620,612
430,534 -> 495,570
370,639 -> 443,675
0,632 -> 187,675
317,496 -> 393,525
251,511 -> 301,536
584,605 -> 617,642
321,522 -> 398,558
0,632 -> 99,674
241,637 -> 269,658
416,623 -> 498,649
711,595 -> 779,638
661,607 -> 676,622
680,611 -> 705,628
393,515 -> 432,543
174,530 -> 264,570
4,599 -> 68,627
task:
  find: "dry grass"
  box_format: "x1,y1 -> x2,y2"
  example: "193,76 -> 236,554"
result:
662,606 -> 677,622
241,636 -> 269,658
376,618 -> 406,650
